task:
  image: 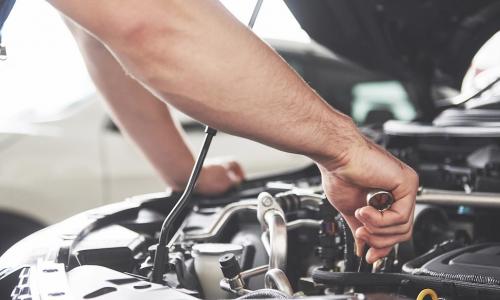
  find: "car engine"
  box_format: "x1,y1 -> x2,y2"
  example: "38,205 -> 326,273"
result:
5,108 -> 500,300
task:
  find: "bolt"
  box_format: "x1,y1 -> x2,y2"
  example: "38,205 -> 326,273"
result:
261,196 -> 273,207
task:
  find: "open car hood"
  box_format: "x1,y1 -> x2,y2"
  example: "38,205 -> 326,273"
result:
285,0 -> 500,114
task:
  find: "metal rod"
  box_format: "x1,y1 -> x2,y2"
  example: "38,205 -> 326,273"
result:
240,265 -> 269,279
151,0 -> 264,284
265,212 -> 287,270
183,200 -> 258,241
264,268 -> 293,296
248,0 -> 264,29
151,126 -> 216,283
417,188 -> 500,207
286,219 -> 321,230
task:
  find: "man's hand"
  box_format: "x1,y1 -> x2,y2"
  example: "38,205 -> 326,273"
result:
318,138 -> 418,264
195,160 -> 245,196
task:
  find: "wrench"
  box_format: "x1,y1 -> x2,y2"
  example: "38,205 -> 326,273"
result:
357,190 -> 394,272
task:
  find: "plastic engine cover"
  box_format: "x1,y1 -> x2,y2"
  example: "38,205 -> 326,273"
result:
421,243 -> 500,285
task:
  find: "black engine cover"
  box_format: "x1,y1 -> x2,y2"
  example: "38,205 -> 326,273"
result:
421,243 -> 500,285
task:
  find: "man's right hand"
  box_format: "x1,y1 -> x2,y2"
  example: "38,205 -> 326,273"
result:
318,137 -> 418,264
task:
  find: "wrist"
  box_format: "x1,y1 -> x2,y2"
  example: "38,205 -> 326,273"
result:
309,112 -> 367,171
161,156 -> 196,192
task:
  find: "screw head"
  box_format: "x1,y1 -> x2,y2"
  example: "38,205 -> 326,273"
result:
261,196 -> 273,207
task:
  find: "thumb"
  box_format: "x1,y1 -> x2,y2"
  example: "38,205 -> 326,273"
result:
225,161 -> 245,184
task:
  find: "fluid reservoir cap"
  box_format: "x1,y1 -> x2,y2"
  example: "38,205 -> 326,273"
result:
191,243 -> 243,257
219,253 -> 241,279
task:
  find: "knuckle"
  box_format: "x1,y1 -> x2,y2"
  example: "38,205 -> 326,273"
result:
370,216 -> 383,227
398,231 -> 412,243
409,170 -> 420,188
396,214 -> 406,224
404,221 -> 413,232
393,226 -> 406,235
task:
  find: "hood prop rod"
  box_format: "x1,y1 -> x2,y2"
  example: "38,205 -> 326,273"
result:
150,0 -> 264,284
151,126 -> 217,283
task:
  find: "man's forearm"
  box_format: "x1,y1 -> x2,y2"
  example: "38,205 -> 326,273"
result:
66,20 -> 196,191
51,0 -> 366,164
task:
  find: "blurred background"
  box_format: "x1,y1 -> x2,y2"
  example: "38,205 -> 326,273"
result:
0,0 -> 420,254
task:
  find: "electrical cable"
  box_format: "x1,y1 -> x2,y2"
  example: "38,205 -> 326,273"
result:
236,289 -> 288,299
336,215 -> 356,272
311,269 -> 500,296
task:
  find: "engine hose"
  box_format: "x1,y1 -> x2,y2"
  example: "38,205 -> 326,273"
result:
336,216 -> 356,272
402,240 -> 464,274
311,269 -> 500,297
236,289 -> 288,299
274,192 -> 301,213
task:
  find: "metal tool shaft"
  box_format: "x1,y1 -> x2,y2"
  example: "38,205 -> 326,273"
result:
358,190 -> 395,272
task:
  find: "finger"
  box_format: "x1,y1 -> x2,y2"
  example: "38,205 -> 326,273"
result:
356,205 -> 414,235
361,220 -> 412,235
223,162 -> 241,181
355,238 -> 366,257
366,246 -> 392,264
355,193 -> 414,228
355,226 -> 412,249
225,161 -> 245,181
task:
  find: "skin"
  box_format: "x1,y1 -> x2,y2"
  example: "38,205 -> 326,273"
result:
64,19 -> 244,196
48,0 -> 418,263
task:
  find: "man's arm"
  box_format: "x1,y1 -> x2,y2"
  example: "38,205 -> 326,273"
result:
51,0 -> 354,161
65,19 -> 244,196
50,0 -> 418,263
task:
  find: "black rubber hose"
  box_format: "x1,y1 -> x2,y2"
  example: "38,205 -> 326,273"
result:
151,127 -> 217,283
312,269 -> 500,297
236,289 -> 288,299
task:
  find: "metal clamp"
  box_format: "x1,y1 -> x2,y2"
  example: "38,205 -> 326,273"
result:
257,192 -> 287,271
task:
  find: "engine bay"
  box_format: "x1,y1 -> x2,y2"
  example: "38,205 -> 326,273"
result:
2,0 -> 500,299
7,119 -> 500,300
